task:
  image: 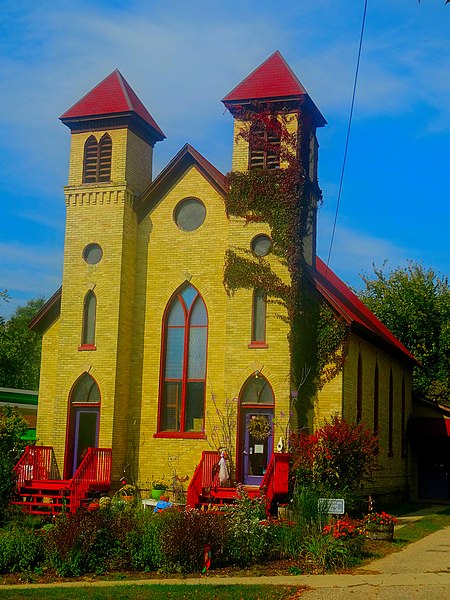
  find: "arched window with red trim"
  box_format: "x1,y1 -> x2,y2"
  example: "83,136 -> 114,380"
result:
81,290 -> 96,349
159,284 -> 207,434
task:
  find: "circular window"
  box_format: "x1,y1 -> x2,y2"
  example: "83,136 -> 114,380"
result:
174,198 -> 206,231
83,243 -> 103,265
251,234 -> 272,257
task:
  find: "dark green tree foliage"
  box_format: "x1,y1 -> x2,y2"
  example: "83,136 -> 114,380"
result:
358,262 -> 450,405
0,406 -> 27,521
0,297 -> 45,390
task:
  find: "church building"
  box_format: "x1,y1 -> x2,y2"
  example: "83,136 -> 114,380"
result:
29,52 -> 418,503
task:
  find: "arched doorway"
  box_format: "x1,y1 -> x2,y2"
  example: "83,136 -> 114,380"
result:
65,373 -> 100,478
238,374 -> 274,485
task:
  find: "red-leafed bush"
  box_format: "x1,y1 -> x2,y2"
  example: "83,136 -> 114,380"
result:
291,415 -> 379,495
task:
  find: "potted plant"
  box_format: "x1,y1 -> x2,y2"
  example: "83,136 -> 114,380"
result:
151,479 -> 168,501
364,511 -> 398,541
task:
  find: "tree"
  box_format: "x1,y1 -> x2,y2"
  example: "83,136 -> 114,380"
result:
358,262 -> 450,405
0,297 -> 45,390
0,406 -> 28,521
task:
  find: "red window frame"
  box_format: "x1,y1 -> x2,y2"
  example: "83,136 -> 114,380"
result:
248,288 -> 268,348
156,286 -> 207,438
79,290 -> 97,351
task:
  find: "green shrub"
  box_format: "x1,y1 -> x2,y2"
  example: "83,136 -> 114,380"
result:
0,527 -> 45,573
224,488 -> 271,565
0,407 -> 27,522
126,512 -> 164,571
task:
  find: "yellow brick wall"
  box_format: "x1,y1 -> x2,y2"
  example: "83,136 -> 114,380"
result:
67,128 -> 153,194
36,319 -> 60,446
342,334 -> 413,498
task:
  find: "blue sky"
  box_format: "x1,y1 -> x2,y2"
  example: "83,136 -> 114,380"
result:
1,0 -> 449,318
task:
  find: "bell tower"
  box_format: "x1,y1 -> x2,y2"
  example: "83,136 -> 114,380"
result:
52,71 -> 165,479
222,51 -> 326,266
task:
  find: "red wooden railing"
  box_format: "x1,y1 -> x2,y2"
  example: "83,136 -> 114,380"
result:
187,450 -> 220,508
14,446 -> 61,487
260,452 -> 290,506
69,447 -> 112,512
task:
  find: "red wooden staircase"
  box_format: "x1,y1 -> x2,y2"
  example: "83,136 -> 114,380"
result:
12,446 -> 112,515
187,450 -> 290,513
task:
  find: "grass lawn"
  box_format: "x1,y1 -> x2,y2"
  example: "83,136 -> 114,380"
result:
0,584 -> 300,600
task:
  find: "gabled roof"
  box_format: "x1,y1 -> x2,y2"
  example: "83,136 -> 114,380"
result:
137,144 -> 227,222
222,51 -> 326,127
60,69 -> 165,140
311,258 -> 419,365
28,287 -> 62,334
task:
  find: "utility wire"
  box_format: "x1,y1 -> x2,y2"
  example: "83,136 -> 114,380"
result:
325,0 -> 368,271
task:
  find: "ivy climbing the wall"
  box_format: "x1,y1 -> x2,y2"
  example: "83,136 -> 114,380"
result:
223,102 -> 349,428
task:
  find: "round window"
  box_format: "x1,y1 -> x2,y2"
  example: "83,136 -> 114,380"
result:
251,234 -> 272,257
83,243 -> 103,265
174,198 -> 206,231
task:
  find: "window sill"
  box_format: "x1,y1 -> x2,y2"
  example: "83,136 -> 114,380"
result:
248,342 -> 269,349
154,432 -> 206,440
78,344 -> 97,351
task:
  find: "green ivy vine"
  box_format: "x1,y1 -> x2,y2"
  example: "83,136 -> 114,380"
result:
222,103 -> 349,424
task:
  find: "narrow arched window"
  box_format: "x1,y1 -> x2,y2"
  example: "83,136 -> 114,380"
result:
356,352 -> 363,423
98,134 -> 112,182
249,120 -> 280,170
83,136 -> 99,183
373,362 -> 379,434
388,369 -> 394,457
240,374 -> 274,405
82,134 -> 112,183
251,288 -> 267,344
159,284 -> 207,433
401,374 -> 406,458
71,372 -> 100,403
81,290 -> 96,347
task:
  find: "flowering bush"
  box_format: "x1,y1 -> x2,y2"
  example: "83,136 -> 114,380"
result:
364,512 -> 397,527
291,415 -> 379,496
322,518 -> 364,540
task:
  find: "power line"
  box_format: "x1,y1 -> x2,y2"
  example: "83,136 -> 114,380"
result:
325,0 -> 369,271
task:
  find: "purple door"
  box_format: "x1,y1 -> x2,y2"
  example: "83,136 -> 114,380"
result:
72,409 -> 99,476
242,408 -> 273,485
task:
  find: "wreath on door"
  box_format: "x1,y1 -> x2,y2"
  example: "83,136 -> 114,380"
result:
247,415 -> 271,441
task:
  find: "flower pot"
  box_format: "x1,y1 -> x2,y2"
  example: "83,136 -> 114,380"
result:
151,488 -> 165,501
366,523 -> 394,541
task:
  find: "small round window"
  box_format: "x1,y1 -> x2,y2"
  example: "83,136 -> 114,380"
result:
174,198 -> 206,231
251,234 -> 272,257
83,243 -> 103,265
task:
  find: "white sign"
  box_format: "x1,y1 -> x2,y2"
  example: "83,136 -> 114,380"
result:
318,498 -> 345,515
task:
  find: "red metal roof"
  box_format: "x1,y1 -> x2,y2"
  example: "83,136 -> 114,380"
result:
60,69 -> 165,138
312,257 -> 418,364
222,51 -> 308,103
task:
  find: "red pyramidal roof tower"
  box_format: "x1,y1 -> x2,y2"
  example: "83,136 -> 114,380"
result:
60,69 -> 165,144
222,51 -> 326,126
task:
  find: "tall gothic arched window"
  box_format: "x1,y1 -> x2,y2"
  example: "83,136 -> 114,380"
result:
82,133 -> 112,183
81,290 -> 96,348
356,352 -> 363,423
373,362 -> 379,434
251,288 -> 267,345
388,369 -> 394,457
159,284 -> 207,434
